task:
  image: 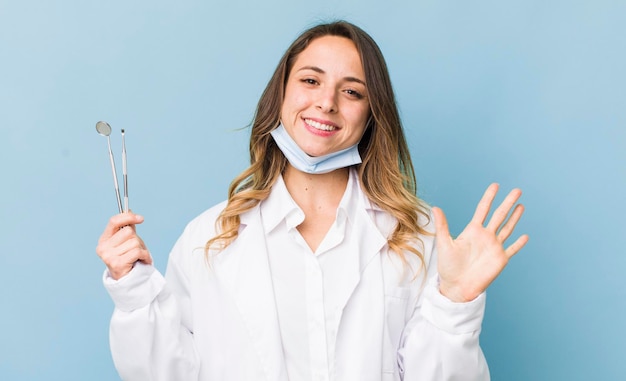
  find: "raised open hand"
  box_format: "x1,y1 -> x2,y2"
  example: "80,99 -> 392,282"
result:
432,183 -> 529,303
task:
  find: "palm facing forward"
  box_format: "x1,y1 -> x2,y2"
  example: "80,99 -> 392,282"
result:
433,183 -> 529,303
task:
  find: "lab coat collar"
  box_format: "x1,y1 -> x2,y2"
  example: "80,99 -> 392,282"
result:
260,174 -> 301,234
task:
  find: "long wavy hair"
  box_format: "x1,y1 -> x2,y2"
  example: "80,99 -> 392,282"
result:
206,21 -> 430,268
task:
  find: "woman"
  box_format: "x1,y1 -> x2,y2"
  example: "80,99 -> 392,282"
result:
97,21 -> 527,381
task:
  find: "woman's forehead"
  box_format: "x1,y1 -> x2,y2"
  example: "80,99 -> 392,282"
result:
291,36 -> 364,80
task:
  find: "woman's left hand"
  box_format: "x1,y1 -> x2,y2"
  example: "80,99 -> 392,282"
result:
432,183 -> 529,303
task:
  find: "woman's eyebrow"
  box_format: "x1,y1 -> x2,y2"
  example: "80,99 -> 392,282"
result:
296,65 -> 367,86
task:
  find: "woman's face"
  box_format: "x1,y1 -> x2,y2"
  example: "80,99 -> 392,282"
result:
280,35 -> 370,157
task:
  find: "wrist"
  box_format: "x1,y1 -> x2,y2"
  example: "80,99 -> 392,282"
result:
107,264 -> 134,281
438,280 -> 482,303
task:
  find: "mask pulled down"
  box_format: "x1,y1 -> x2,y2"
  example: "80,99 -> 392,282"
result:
270,124 -> 362,174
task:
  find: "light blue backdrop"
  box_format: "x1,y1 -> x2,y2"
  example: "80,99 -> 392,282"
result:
1,0 -> 624,380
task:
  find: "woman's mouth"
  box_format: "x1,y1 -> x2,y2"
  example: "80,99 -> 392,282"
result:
304,119 -> 337,131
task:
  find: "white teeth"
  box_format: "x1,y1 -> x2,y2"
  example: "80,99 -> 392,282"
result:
305,119 -> 336,131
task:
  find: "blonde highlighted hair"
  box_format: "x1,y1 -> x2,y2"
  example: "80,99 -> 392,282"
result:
206,21 -> 430,268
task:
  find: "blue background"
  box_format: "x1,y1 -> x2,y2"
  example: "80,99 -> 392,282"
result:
1,0 -> 624,379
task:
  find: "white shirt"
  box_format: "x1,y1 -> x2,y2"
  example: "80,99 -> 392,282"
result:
262,169 -> 362,381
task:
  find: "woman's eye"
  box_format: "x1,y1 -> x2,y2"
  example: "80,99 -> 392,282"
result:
302,78 -> 318,85
345,89 -> 364,99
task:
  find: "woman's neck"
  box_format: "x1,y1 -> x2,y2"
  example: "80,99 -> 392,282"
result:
282,164 -> 350,252
282,165 -> 349,213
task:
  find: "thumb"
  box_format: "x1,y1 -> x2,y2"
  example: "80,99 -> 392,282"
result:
432,206 -> 452,248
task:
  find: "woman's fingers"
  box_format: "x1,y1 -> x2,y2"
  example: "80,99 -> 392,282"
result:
114,234 -> 146,255
106,241 -> 151,269
505,234 -> 529,258
98,213 -> 144,244
497,203 -> 525,242
105,223 -> 139,248
486,188 -> 522,232
97,237 -> 151,279
470,183 -> 499,226
96,232 -> 143,265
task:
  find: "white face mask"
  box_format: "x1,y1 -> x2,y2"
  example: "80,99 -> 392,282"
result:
270,124 -> 362,174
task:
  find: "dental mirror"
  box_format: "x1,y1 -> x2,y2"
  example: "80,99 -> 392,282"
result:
96,121 -> 123,213
96,121 -> 112,137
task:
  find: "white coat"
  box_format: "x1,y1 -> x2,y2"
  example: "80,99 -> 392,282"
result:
104,185 -> 489,381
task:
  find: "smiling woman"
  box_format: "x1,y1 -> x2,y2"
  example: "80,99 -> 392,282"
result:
96,20 -> 527,381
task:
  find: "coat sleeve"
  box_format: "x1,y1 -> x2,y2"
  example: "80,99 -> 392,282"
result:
103,230 -> 201,381
397,232 -> 490,380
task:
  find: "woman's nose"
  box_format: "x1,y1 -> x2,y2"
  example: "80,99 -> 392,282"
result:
315,87 -> 337,113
